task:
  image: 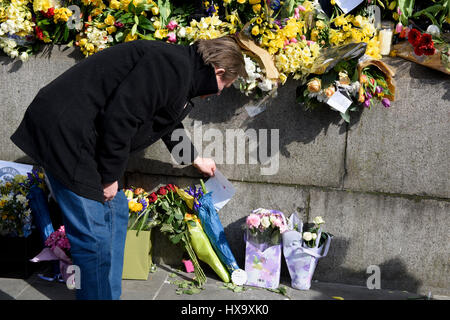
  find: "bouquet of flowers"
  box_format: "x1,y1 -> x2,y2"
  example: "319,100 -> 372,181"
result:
31,225 -> 73,284
0,0 -> 35,61
0,174 -> 33,237
244,208 -> 287,289
282,213 -> 332,290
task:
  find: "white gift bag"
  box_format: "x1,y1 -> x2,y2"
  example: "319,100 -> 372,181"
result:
282,213 -> 332,290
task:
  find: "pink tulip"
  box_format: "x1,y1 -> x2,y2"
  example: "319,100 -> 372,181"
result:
300,35 -> 306,40
395,22 -> 403,33
298,5 -> 305,11
290,38 -> 297,43
306,40 -> 315,46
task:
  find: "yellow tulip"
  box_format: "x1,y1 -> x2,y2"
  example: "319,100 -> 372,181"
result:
177,189 -> 194,210
106,26 -> 117,34
125,33 -> 138,42
252,4 -> 261,13
237,0 -> 246,4
151,6 -> 159,15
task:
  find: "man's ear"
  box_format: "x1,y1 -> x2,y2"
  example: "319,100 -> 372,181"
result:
214,67 -> 226,77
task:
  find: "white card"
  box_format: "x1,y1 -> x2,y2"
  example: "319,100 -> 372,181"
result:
0,160 -> 33,183
245,104 -> 267,117
204,169 -> 235,212
335,0 -> 364,14
326,90 -> 353,113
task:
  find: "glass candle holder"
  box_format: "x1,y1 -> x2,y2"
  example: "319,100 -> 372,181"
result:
379,21 -> 394,56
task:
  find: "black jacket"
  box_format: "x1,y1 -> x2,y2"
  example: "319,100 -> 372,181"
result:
11,40 -> 218,203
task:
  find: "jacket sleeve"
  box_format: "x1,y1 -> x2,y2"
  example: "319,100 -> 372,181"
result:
161,122 -> 198,165
97,55 -> 154,184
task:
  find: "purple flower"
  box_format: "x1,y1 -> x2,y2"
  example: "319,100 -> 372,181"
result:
365,92 -> 372,99
382,98 -> 391,108
114,22 -> 124,28
375,86 -> 383,94
364,99 -> 371,108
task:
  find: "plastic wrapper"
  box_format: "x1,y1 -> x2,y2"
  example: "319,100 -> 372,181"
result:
310,42 -> 368,75
26,185 -> 54,244
185,214 -> 230,283
197,192 -> 240,274
282,213 -> 332,290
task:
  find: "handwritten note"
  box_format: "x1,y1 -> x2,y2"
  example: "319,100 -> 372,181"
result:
204,169 -> 236,212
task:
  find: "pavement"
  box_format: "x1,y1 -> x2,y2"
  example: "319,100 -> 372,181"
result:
1,262 -> 447,301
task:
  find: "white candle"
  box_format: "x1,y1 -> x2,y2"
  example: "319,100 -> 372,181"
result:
379,29 -> 393,56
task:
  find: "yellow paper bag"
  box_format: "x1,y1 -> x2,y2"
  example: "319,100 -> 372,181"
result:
122,230 -> 153,280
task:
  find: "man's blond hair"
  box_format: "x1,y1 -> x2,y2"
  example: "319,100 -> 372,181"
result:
195,36 -> 248,81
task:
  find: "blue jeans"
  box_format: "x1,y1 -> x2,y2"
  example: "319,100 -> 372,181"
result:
45,172 -> 129,300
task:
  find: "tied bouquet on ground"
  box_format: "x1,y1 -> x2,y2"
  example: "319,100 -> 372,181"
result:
123,180 -> 240,286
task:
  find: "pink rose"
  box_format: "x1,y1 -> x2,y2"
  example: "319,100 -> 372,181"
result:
167,32 -> 177,43
246,214 -> 261,229
167,20 -> 178,31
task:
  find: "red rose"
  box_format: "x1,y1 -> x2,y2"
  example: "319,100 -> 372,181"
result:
408,28 -> 422,47
166,184 -> 176,192
157,187 -> 167,196
148,192 -> 158,203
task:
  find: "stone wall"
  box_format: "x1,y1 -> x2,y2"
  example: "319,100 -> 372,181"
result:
1,46 -> 449,296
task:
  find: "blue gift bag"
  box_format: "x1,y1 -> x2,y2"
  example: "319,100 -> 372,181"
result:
197,192 -> 239,273
26,185 -> 54,244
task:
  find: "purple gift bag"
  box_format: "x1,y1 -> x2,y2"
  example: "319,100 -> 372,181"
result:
244,209 -> 286,289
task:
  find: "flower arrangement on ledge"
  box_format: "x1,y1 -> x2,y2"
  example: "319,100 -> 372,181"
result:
1,1 -> 448,116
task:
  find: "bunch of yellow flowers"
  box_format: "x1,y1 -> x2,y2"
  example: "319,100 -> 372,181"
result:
53,7 -> 72,24
329,14 -> 381,59
185,16 -> 229,42
275,39 -> 321,84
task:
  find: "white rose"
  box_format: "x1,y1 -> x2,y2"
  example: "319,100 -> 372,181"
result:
177,27 -> 186,38
257,78 -> 273,92
19,52 -> 29,62
10,50 -> 19,58
303,232 -> 313,241
313,216 -> 325,225
260,216 -> 271,229
312,233 -> 317,240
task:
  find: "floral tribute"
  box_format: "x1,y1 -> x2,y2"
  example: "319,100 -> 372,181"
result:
1,1 -> 448,116
244,208 -> 287,289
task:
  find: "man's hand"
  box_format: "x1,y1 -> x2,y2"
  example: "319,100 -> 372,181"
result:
103,181 -> 118,202
193,157 -> 216,177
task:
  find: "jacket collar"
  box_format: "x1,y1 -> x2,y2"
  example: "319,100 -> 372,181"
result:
187,43 -> 219,99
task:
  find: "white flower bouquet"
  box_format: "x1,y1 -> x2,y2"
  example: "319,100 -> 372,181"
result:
282,212 -> 332,290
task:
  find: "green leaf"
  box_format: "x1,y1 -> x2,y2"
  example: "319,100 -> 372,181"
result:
136,32 -> 154,40
138,15 -> 155,31
340,111 -> 350,123
128,2 -> 136,14
134,15 -> 139,25
63,25 -> 69,42
131,24 -> 137,36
